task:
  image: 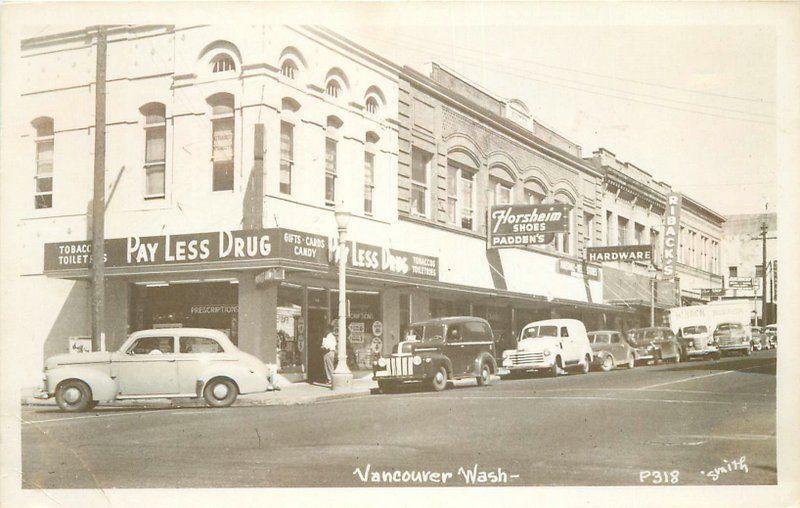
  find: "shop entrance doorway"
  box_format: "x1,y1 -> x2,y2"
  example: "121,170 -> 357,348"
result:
307,308 -> 330,383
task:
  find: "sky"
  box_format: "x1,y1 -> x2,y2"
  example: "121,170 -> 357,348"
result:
339,23 -> 777,215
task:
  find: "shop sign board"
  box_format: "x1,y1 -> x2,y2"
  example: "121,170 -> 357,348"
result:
728,277 -> 754,289
328,241 -> 439,281
586,245 -> 652,263
662,193 -> 682,277
701,288 -> 725,298
371,321 -> 383,337
487,204 -> 569,249
45,228 -> 439,282
556,258 -> 601,281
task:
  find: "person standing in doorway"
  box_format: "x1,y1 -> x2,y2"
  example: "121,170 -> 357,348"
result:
321,325 -> 337,386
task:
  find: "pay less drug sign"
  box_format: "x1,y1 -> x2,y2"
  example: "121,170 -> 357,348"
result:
487,204 -> 571,248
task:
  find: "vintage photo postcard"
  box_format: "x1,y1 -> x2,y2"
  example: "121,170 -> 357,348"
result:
1,2 -> 798,507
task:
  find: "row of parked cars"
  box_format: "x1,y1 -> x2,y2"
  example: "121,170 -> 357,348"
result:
371,316 -> 778,393
36,318 -> 777,411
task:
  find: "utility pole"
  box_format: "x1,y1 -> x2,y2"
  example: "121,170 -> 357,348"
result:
760,222 -> 768,326
91,26 -> 107,350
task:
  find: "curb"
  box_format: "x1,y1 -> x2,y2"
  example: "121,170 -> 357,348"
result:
21,387 -> 375,409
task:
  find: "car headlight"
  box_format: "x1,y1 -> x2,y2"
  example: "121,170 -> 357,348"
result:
543,349 -> 551,356
412,356 -> 422,366
377,357 -> 386,367
425,357 -> 432,363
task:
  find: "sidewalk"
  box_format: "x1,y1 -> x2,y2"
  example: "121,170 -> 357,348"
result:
21,375 -> 378,409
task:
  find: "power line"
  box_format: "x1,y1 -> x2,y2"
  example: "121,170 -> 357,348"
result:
349,29 -> 774,125
357,26 -> 773,105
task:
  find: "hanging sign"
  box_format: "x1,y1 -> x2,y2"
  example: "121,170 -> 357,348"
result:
662,193 -> 682,277
487,204 -> 569,248
587,245 -> 653,263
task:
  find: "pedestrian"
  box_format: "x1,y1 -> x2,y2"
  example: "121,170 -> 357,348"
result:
321,325 -> 337,386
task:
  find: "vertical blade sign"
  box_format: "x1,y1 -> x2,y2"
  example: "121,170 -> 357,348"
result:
662,193 -> 682,277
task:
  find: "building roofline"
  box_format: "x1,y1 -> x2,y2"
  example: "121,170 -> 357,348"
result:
401,65 -> 601,179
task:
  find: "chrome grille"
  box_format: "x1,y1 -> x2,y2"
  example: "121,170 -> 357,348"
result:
510,352 -> 545,365
387,356 -> 414,376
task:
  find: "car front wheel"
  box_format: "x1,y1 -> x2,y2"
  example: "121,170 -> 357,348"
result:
55,380 -> 92,412
203,377 -> 238,408
476,363 -> 491,386
627,353 -> 635,369
600,354 -> 615,372
429,366 -> 448,392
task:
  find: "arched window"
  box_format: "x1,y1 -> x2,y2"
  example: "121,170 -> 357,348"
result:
281,60 -> 297,79
365,96 -> 380,115
279,98 -> 300,195
446,155 -> 477,230
326,79 -> 341,99
325,116 -> 343,206
364,132 -> 379,215
32,117 -> 54,209
140,103 -> 166,198
489,166 -> 515,206
524,179 -> 547,204
208,93 -> 235,191
554,192 -> 576,255
211,54 -> 236,73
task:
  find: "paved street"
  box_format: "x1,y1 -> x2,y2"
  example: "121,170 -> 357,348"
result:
21,350 -> 776,488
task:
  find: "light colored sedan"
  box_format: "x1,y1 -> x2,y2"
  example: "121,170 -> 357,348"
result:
35,328 -> 270,411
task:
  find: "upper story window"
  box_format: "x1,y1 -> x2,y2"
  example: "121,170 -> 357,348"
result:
617,215 -> 629,246
281,60 -> 298,79
635,222 -> 645,245
729,265 -> 738,278
32,117 -> 54,209
141,103 -> 166,199
208,93 -> 235,192
524,180 -> 546,205
211,54 -> 236,73
411,147 -> 432,217
554,192 -> 575,255
446,160 -> 476,231
279,98 -> 300,195
326,80 -> 341,99
585,213 -> 595,248
489,177 -> 512,206
605,210 -> 613,245
364,132 -> 379,215
325,116 -> 342,207
365,96 -> 380,115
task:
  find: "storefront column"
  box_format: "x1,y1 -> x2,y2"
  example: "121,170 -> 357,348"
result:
381,288 -> 400,354
410,289 -> 430,323
238,274 -> 277,364
103,279 -> 129,351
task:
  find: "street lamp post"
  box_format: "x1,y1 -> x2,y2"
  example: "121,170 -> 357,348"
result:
332,206 -> 353,391
648,264 -> 658,327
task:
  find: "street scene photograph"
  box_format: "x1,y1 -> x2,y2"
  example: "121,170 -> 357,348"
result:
1,2 -> 798,507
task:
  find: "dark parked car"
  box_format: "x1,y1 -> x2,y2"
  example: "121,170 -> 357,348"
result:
765,324 -> 777,349
714,323 -> 751,356
587,330 -> 636,371
372,317 -> 497,393
626,327 -> 682,365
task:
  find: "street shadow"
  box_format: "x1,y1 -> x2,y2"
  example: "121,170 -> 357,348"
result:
658,352 -> 776,375
43,282 -> 91,360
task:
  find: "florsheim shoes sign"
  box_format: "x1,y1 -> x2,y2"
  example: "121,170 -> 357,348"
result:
586,245 -> 653,263
487,204 -> 571,248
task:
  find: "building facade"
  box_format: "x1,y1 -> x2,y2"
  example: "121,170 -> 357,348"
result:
585,148 -> 725,326
719,213 -> 777,325
9,25 -> 730,389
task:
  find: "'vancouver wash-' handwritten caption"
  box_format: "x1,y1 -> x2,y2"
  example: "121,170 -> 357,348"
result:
352,464 -> 519,485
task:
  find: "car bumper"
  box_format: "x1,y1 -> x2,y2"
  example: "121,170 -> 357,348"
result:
501,360 -> 555,372
719,344 -> 749,351
686,347 -> 719,357
32,388 -> 52,400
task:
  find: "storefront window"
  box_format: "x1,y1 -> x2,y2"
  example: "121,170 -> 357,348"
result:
277,284 -> 304,375
332,290 -> 381,372
131,281 -> 239,344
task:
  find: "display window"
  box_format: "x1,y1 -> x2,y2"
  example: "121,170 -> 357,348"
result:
130,281 -> 239,344
277,284 -> 305,375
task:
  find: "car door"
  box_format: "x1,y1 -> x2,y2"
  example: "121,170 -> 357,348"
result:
176,335 -> 229,395
442,323 -> 471,377
115,335 -> 180,396
609,332 -> 626,363
559,325 -> 579,366
461,320 -> 492,373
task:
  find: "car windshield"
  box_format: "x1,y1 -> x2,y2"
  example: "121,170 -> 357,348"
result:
627,329 -> 655,345
408,324 -> 445,343
589,333 -> 609,344
521,325 -> 559,339
715,323 -> 740,333
681,326 -> 707,335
